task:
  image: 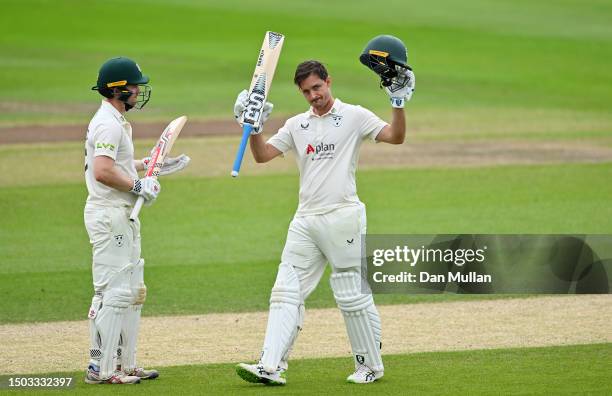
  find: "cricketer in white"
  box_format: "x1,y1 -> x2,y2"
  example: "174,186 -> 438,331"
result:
84,57 -> 189,384
234,60 -> 415,385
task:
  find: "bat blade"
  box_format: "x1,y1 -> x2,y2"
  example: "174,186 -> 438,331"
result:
232,31 -> 285,177
130,115 -> 188,221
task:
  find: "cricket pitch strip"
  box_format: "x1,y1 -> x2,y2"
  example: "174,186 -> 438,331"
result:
1,295 -> 611,375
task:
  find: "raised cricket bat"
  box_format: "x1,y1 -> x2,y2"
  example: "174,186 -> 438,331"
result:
129,115 -> 188,221
231,31 -> 285,177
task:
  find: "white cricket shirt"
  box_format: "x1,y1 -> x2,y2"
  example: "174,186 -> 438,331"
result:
267,99 -> 388,216
85,101 -> 138,207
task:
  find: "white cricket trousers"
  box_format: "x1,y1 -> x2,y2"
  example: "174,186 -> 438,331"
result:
281,203 -> 367,298
84,204 -> 141,292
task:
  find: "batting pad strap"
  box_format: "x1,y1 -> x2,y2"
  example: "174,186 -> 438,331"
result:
333,293 -> 373,312
330,272 -> 371,305
270,285 -> 301,305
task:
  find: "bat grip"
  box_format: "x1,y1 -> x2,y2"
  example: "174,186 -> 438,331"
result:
231,123 -> 254,177
129,196 -> 145,222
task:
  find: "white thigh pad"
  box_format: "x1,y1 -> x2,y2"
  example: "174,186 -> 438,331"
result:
330,271 -> 383,372
260,262 -> 304,372
102,287 -> 133,309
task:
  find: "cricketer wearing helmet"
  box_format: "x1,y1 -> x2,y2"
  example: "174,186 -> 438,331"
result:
233,35 -> 415,385
84,56 -> 189,384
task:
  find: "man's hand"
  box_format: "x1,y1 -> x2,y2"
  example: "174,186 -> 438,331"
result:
233,89 -> 273,134
142,154 -> 191,175
132,282 -> 147,305
384,67 -> 415,108
130,177 -> 161,205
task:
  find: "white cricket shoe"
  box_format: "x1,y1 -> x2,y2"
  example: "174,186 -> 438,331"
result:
125,367 -> 159,380
85,364 -> 140,384
347,364 -> 383,384
235,363 -> 286,385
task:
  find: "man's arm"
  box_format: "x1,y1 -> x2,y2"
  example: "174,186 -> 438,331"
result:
375,108 -> 405,145
95,155 -> 161,202
94,156 -> 135,191
249,133 -> 282,163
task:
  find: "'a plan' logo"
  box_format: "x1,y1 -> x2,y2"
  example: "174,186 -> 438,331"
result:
305,142 -> 335,160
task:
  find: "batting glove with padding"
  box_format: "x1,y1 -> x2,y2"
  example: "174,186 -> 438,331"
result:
130,177 -> 161,205
385,68 -> 415,108
142,154 -> 191,176
233,89 -> 274,134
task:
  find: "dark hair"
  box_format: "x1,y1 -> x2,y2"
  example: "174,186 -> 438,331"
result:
294,60 -> 328,86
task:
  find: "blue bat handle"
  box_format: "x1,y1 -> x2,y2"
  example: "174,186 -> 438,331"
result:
231,123 -> 253,177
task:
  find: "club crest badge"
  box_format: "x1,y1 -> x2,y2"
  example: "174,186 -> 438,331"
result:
331,115 -> 343,127
114,234 -> 124,247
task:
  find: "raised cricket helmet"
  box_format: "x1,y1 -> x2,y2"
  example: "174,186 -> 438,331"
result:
359,35 -> 411,87
92,57 -> 151,110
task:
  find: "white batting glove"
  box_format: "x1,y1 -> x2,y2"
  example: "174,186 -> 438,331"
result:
385,68 -> 415,108
159,154 -> 190,175
142,154 -> 191,176
233,89 -> 273,134
130,177 -> 161,204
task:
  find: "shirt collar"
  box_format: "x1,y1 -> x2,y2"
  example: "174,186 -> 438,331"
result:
308,98 -> 342,118
100,100 -> 127,124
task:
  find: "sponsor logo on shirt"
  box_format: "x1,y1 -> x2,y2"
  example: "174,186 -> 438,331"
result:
96,142 -> 116,151
305,142 -> 335,161
300,121 -> 309,130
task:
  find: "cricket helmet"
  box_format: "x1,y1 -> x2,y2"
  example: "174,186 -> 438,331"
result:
92,57 -> 151,110
359,35 -> 411,87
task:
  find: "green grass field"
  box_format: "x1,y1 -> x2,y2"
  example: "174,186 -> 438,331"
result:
1,163 -> 611,323
1,0 -> 612,142
1,0 -> 611,394
3,344 -> 611,394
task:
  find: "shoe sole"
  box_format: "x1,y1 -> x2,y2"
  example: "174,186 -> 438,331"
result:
347,375 -> 383,384
84,378 -> 141,384
235,365 -> 285,386
139,372 -> 159,380
235,365 -> 262,384
347,379 -> 377,384
84,374 -> 141,385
